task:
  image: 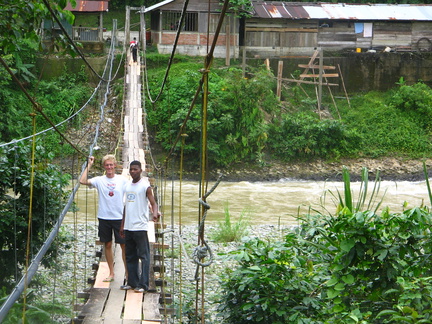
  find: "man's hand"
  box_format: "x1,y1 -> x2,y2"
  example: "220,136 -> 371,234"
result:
152,211 -> 161,222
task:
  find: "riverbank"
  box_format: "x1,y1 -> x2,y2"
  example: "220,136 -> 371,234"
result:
67,91 -> 432,183
180,157 -> 432,182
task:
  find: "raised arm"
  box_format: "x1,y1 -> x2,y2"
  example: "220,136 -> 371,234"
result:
79,156 -> 95,186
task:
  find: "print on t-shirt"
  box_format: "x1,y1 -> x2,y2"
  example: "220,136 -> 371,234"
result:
127,192 -> 136,202
107,183 -> 116,197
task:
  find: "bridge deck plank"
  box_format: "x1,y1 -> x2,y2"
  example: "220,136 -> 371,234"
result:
123,290 -> 143,320
78,43 -> 167,324
93,261 -> 111,288
101,244 -> 125,323
81,289 -> 110,322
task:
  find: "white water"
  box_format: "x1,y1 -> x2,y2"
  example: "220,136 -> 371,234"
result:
66,179 -> 431,226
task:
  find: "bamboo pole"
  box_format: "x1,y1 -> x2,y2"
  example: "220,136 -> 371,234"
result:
338,64 -> 351,108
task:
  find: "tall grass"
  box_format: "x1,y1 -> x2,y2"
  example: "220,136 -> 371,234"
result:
329,166 -> 387,214
211,204 -> 249,243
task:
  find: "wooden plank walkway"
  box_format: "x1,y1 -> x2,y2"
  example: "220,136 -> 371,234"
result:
73,45 -> 170,324
76,244 -> 162,323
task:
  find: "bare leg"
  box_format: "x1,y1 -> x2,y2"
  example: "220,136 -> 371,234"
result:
120,243 -> 128,280
105,241 -> 115,279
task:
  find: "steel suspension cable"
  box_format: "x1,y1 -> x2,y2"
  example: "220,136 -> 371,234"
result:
0,25 -> 119,322
41,0 -> 111,83
162,0 -> 230,166
22,111 -> 37,323
12,143 -> 19,282
142,0 -> 190,104
178,134 -> 186,323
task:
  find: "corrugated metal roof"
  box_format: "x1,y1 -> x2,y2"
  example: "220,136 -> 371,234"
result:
64,0 -> 108,12
252,2 -> 432,21
144,0 -> 175,13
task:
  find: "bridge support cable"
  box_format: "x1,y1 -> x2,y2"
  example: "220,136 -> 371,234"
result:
0,20 -> 124,151
125,0 -> 230,320
0,24 -> 121,322
141,0 -> 191,105
137,0 -> 230,321
195,1 -> 230,322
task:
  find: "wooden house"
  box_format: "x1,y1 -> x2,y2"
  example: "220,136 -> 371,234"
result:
43,0 -> 108,53
146,1 -> 432,58
145,0 -> 239,58
245,2 -> 432,57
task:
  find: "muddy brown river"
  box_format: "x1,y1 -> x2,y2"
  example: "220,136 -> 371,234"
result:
65,179 -> 431,226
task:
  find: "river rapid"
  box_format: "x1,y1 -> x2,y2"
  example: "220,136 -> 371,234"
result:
66,179 -> 431,226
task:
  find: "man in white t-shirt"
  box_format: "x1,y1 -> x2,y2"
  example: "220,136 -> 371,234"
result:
80,155 -> 128,282
120,160 -> 159,292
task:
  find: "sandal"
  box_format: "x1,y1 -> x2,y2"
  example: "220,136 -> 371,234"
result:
103,277 -> 114,282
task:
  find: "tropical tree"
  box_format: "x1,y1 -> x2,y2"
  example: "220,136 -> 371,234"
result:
0,0 -> 75,55
0,141 -> 71,290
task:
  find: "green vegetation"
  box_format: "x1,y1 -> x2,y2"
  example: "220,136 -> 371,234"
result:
145,54 -> 432,169
0,288 -> 71,324
0,54 -> 93,156
217,167 -> 432,323
74,9 -> 141,30
0,0 -> 74,55
0,141 -> 71,290
146,61 -> 280,167
211,204 -> 249,242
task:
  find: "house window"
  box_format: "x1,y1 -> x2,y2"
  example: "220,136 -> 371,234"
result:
208,13 -> 228,33
318,20 -> 332,28
162,11 -> 198,32
354,22 -> 373,37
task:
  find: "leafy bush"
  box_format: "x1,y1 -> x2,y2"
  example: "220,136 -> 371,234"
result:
342,91 -> 432,157
0,141 -> 71,290
145,56 -> 432,164
0,61 -> 92,158
387,81 -> 432,130
267,112 -> 361,160
218,168 -> 432,323
218,235 -> 322,323
0,287 -> 71,324
147,66 -> 279,167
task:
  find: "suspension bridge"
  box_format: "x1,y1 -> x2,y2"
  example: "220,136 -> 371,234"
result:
0,1 -> 231,322
71,25 -> 169,323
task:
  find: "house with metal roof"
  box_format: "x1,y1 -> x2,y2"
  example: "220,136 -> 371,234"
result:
65,0 -> 108,44
43,0 -> 109,53
246,2 -> 432,56
146,1 -> 432,58
145,0 -> 239,58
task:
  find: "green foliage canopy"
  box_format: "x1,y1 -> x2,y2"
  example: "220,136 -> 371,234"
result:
146,54 -> 432,167
0,0 -> 75,55
0,141 -> 70,290
218,169 -> 432,323
147,64 -> 280,167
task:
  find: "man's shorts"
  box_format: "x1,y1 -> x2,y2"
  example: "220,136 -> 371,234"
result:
98,219 -> 125,244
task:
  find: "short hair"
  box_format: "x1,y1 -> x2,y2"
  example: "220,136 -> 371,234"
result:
102,154 -> 116,166
130,160 -> 141,168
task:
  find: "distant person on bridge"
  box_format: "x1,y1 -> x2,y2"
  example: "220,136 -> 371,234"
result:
130,37 -> 138,63
120,160 -> 159,293
80,155 -> 128,282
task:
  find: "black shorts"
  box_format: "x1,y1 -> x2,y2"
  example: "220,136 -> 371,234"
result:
98,219 -> 125,244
